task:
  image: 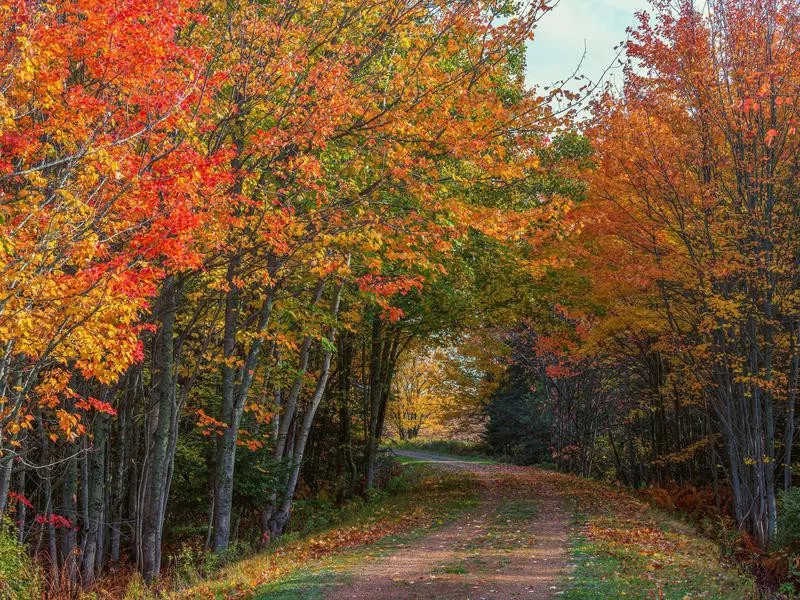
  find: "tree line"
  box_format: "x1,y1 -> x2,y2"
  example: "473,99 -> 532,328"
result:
485,0 -> 800,557
0,0 -> 566,592
6,0 -> 798,593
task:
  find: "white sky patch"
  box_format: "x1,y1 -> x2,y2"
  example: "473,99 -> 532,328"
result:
525,0 -> 650,89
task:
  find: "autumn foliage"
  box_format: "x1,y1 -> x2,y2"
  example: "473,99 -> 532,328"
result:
4,0 -> 800,593
503,0 -> 800,560
0,0 -> 571,592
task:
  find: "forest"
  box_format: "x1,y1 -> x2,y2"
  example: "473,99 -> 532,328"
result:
1,0 -> 799,598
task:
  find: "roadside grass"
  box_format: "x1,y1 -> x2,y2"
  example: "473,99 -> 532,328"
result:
385,438 -> 494,462
391,452 -> 497,466
164,451 -> 756,600
251,569 -> 338,600
172,463 -> 478,599
559,475 -> 759,600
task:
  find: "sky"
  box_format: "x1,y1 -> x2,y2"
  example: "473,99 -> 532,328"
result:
525,0 -> 649,89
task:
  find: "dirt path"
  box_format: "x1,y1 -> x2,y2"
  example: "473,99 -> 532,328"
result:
325,450 -> 571,600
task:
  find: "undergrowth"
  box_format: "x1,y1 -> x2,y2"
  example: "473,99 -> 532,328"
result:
169,462 -> 478,599
0,518 -> 40,599
560,474 -> 758,599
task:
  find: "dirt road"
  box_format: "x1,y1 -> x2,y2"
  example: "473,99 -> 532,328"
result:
325,450 -> 571,600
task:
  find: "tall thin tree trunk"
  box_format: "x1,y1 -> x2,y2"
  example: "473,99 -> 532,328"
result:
785,323 -> 799,491
61,451 -> 79,584
213,277 -> 275,553
83,413 -> 108,586
268,280 -> 344,536
0,454 -> 11,517
141,276 -> 177,582
364,316 -> 385,491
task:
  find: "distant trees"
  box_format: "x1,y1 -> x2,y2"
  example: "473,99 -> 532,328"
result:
484,363 -> 552,465
385,343 -> 503,441
386,351 -> 445,441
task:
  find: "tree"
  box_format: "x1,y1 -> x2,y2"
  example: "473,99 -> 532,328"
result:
0,0 -> 576,588
0,0 -> 221,585
513,0 -> 800,547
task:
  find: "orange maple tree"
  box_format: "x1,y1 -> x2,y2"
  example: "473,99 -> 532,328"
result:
523,0 -> 800,548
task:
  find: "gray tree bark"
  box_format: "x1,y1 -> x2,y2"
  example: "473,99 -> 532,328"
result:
82,412 -> 108,586
212,265 -> 275,553
267,279 -> 345,535
141,276 -> 177,582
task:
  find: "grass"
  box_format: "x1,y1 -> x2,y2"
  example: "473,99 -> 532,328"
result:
459,497 -> 541,551
559,475 -> 759,600
433,555 -> 495,576
391,452 -> 496,467
494,498 -> 539,523
173,462 -> 479,599
385,437 -> 494,462
564,533 -> 754,599
251,486 -> 480,599
437,562 -> 469,575
168,449 -> 757,600
252,569 -> 338,600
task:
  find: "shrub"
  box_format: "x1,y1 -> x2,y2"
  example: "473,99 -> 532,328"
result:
0,519 -> 40,599
778,488 -> 800,548
385,466 -> 419,494
171,539 -> 250,590
291,499 -> 336,535
122,573 -> 157,600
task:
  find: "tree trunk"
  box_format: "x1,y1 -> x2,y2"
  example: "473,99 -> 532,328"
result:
261,284 -> 326,532
0,455 -> 11,517
82,412 -> 108,587
785,322 -> 799,491
364,321 -> 401,490
61,451 -> 79,585
141,276 -> 177,582
267,279 -> 345,536
213,271 -> 275,553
